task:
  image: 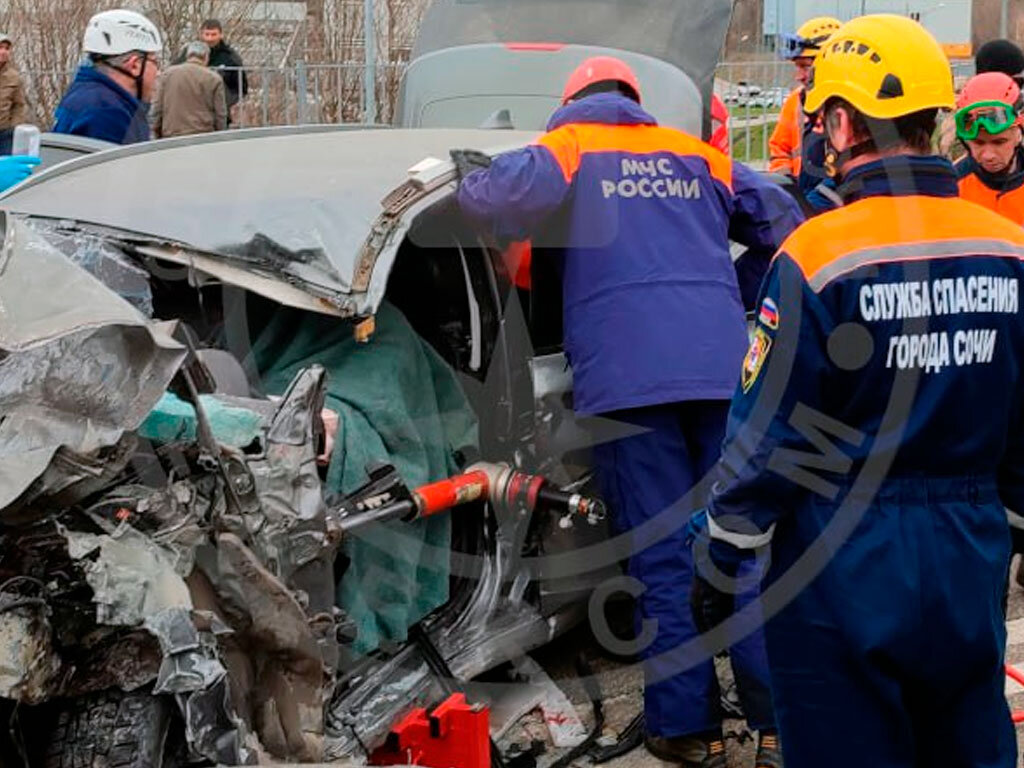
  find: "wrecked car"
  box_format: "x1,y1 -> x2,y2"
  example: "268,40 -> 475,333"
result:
0,125 -> 625,766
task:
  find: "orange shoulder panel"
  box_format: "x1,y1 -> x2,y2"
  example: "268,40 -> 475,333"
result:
535,125 -> 582,182
567,123 -> 734,189
779,195 -> 1024,287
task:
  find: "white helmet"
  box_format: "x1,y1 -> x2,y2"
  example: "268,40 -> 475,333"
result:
83,9 -> 161,57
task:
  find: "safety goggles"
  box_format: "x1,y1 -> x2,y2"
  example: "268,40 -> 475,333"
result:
777,32 -> 817,60
955,100 -> 1020,140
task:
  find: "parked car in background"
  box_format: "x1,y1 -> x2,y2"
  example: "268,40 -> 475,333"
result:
396,0 -> 731,139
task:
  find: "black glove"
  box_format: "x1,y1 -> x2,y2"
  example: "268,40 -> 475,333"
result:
450,148 -> 492,184
690,569 -> 737,636
686,510 -> 741,635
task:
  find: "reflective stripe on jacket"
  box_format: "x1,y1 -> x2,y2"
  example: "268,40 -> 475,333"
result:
709,156 -> 1024,547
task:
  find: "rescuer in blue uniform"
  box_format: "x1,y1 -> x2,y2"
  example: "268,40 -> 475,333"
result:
691,15 -> 1023,767
457,57 -> 803,767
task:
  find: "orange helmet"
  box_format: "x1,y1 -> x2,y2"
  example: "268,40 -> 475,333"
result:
956,71 -> 1023,112
562,56 -> 642,105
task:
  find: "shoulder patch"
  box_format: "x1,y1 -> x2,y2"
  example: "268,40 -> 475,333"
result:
741,327 -> 773,393
758,297 -> 779,330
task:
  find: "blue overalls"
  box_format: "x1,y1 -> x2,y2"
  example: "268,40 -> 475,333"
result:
707,156 -> 1023,766
458,93 -> 803,737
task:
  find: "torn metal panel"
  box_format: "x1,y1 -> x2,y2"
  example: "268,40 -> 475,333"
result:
324,646 -> 440,761
413,0 -> 732,104
61,525 -> 193,627
27,219 -> 154,316
135,243 -> 350,318
242,367 -> 341,626
143,606 -> 258,765
0,213 -> 184,513
145,608 -> 227,695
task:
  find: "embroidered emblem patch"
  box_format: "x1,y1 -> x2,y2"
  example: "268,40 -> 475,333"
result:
742,327 -> 773,393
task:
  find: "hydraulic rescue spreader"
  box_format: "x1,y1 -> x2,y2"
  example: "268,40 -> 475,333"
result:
334,461 -> 606,534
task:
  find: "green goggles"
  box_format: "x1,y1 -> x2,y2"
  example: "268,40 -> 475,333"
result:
955,100 -> 1019,140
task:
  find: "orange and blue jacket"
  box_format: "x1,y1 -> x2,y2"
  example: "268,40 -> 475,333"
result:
769,88 -> 805,176
769,88 -> 829,193
457,93 -> 803,415
708,155 -> 1024,555
955,149 -> 1024,226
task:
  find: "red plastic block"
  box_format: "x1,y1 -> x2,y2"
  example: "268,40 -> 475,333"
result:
369,693 -> 490,768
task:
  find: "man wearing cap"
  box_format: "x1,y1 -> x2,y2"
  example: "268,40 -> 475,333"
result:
457,55 -> 802,767
0,33 -> 27,154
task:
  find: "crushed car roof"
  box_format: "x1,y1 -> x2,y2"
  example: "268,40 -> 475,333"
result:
0,125 -> 536,316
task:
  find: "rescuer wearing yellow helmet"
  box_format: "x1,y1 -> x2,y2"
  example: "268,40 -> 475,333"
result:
768,16 -> 841,181
691,15 -> 1021,767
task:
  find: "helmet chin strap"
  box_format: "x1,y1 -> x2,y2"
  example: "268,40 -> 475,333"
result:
824,138 -> 874,182
103,53 -> 147,100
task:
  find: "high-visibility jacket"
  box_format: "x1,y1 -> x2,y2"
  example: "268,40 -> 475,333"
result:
955,149 -> 1024,226
769,89 -> 805,176
458,93 -> 803,415
707,155 -> 1023,764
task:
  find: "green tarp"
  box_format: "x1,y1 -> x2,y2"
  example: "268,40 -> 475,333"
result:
251,302 -> 478,654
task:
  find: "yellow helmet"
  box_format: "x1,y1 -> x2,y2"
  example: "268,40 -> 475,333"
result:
779,16 -> 841,59
804,14 -> 955,119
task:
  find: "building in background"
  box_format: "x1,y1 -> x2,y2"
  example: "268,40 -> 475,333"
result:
762,0 -> 973,55
972,0 -> 1024,51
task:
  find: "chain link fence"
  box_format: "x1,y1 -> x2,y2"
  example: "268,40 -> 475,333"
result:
22,57 -> 979,154
21,61 -> 408,131
715,58 -> 977,168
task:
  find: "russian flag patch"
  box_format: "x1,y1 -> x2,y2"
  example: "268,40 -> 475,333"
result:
758,297 -> 779,330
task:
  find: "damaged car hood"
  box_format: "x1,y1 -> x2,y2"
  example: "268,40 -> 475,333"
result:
0,126 -> 537,317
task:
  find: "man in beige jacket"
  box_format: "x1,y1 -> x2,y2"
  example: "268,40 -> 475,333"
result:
151,41 -> 227,138
0,34 -> 29,152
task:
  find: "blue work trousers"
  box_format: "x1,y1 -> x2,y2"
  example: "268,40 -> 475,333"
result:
592,401 -> 776,737
765,477 -> 1016,767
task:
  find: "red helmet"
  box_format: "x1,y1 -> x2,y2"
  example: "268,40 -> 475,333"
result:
956,71 -> 1023,112
562,56 -> 642,105
709,93 -> 730,154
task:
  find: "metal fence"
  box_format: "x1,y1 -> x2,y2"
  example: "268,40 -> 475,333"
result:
714,58 -> 977,168
23,57 -> 980,153
21,61 -> 407,131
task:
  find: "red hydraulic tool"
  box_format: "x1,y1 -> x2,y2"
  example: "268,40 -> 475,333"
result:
335,461 -> 606,534
368,693 -> 490,768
